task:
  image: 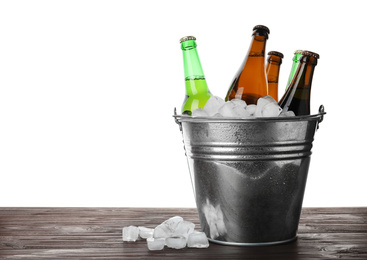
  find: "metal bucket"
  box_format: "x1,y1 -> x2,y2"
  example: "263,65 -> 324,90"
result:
174,105 -> 326,246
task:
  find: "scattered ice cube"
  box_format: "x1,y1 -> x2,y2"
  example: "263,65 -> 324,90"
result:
122,226 -> 139,242
187,231 -> 209,248
192,108 -> 209,117
166,236 -> 187,249
138,226 -> 154,239
153,216 -> 184,238
203,96 -> 225,116
172,220 -> 195,240
153,223 -> 171,238
246,104 -> 257,115
147,237 -> 165,251
262,103 -> 282,117
230,99 -> 247,108
162,216 -> 184,232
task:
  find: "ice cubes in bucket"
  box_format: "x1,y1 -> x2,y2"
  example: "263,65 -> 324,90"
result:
203,96 -> 225,116
190,95 -> 293,118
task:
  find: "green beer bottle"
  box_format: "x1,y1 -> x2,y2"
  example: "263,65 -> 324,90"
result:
285,50 -> 303,90
180,36 -> 212,115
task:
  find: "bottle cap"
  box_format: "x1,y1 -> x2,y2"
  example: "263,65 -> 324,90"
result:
253,25 -> 270,34
180,36 -> 196,43
268,51 -> 284,58
294,50 -> 303,54
301,50 -> 320,59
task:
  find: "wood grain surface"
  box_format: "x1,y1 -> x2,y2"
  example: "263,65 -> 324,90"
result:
1,207 -> 366,259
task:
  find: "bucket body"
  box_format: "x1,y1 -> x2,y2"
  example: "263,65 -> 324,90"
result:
174,110 -> 325,246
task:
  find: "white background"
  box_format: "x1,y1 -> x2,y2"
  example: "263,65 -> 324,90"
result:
0,0 -> 366,207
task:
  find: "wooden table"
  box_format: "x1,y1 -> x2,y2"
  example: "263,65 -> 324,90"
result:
1,207 -> 366,259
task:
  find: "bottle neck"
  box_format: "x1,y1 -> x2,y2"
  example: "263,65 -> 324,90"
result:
181,40 -> 205,80
266,55 -> 282,83
286,53 -> 303,88
291,55 -> 318,89
247,33 -> 267,57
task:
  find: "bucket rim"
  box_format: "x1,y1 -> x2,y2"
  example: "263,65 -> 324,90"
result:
173,105 -> 326,124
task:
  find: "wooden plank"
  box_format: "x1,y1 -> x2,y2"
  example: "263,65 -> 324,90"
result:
0,207 -> 366,259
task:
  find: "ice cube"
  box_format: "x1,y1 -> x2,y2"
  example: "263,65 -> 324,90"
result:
218,102 -> 250,118
153,223 -> 171,238
246,104 -> 257,115
153,216 -> 184,238
262,102 -> 282,117
162,216 -> 184,232
122,226 -> 139,242
187,231 -> 210,248
147,237 -> 165,250
285,110 -> 295,116
230,99 -> 247,108
203,96 -> 225,116
172,220 -> 195,240
138,226 -> 154,239
213,113 -> 223,117
254,95 -> 277,117
166,236 -> 187,249
192,108 -> 209,117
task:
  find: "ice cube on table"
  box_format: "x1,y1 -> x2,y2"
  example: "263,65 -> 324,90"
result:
122,226 -> 139,242
153,223 -> 171,238
138,226 -> 154,239
162,216 -> 183,232
192,108 -> 209,117
147,237 -> 165,251
153,216 -> 184,238
254,95 -> 277,117
187,231 -> 210,248
166,236 -> 187,249
172,220 -> 195,240
230,98 -> 247,108
262,102 -> 282,117
203,96 -> 225,116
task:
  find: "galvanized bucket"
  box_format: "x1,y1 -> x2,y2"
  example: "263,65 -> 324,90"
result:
174,105 -> 326,246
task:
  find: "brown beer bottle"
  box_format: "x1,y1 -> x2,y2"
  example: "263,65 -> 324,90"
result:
278,51 -> 320,116
225,25 -> 270,104
266,51 -> 283,102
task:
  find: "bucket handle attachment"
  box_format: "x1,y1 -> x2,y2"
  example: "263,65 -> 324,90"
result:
174,108 -> 182,132
316,105 -> 325,130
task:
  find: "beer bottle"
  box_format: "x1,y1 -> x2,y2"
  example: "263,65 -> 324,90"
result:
225,25 -> 270,104
266,51 -> 283,102
278,51 -> 320,116
285,50 -> 303,90
180,36 -> 212,115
